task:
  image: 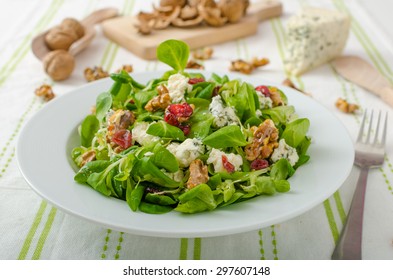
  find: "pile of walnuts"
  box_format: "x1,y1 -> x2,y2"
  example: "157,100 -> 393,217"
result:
43,18 -> 85,81
136,0 -> 250,34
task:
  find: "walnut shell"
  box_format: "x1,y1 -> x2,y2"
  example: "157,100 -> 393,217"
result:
218,0 -> 246,23
61,18 -> 85,38
44,26 -> 79,50
43,50 -> 75,81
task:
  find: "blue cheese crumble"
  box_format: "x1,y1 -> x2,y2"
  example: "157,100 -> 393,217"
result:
166,138 -> 205,168
209,95 -> 239,127
284,8 -> 350,75
132,121 -> 160,146
207,148 -> 243,173
271,139 -> 299,166
167,73 -> 192,103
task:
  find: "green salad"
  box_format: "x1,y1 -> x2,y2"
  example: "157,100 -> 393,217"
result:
71,39 -> 311,214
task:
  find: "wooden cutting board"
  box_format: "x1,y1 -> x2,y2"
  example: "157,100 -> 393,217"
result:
102,0 -> 283,60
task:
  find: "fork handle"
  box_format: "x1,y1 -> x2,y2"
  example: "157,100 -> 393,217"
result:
331,167 -> 369,260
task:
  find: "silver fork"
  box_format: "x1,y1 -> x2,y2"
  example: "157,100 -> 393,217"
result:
332,110 -> 388,260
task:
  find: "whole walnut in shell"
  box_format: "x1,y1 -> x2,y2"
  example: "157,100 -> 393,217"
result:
43,50 -> 75,81
45,26 -> 79,50
61,18 -> 85,38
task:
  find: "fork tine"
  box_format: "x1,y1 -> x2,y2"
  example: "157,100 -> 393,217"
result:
381,112 -> 388,147
365,110 -> 374,144
373,111 -> 382,145
357,109 -> 368,143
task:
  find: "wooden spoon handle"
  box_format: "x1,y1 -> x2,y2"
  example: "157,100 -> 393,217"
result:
379,86 -> 393,108
81,8 -> 118,27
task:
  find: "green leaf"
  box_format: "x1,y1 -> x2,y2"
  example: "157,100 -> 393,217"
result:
145,193 -> 177,205
156,39 -> 189,72
151,144 -> 179,173
80,115 -> 99,147
270,158 -> 295,180
262,106 -> 295,125
281,118 -> 310,148
217,180 -> 235,203
202,125 -> 248,148
175,184 -> 217,213
139,202 -> 173,214
146,121 -> 185,141
95,92 -> 112,122
128,183 -> 145,212
274,180 -> 290,193
133,90 -> 157,113
135,157 -> 180,188
74,160 -> 111,183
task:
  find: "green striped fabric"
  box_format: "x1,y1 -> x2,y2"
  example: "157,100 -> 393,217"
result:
1,0 -> 393,260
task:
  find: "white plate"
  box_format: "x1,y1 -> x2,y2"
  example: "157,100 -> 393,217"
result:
17,71 -> 354,238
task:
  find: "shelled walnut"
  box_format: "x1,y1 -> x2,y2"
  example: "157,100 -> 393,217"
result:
135,0 -> 250,34
84,66 -> 109,82
229,57 -> 269,74
186,60 -> 204,69
34,84 -> 55,102
192,47 -> 213,60
335,98 -> 359,113
116,64 -> 134,73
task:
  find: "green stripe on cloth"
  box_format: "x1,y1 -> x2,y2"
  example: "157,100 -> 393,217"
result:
330,64 -> 361,123
270,226 -> 279,260
101,229 -> 112,259
379,167 -> 393,195
333,191 -> 347,225
258,230 -> 265,260
193,238 -> 201,260
0,148 -> 14,178
18,201 -> 48,260
31,206 -> 57,259
323,200 -> 339,244
114,232 -> 124,260
0,97 -> 38,164
0,0 -> 64,87
179,238 -> 188,260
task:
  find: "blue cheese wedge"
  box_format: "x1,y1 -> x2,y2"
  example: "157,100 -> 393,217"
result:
284,8 -> 350,75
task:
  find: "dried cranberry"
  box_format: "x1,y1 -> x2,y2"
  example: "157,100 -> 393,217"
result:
112,129 -> 132,149
167,103 -> 193,118
222,155 -> 235,173
179,124 -> 191,135
212,86 -> 221,97
164,111 -> 180,127
250,159 -> 269,170
255,85 -> 271,97
188,77 -> 205,85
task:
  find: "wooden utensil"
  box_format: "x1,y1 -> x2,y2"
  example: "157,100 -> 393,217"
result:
31,8 -> 119,60
101,0 -> 283,60
332,55 -> 393,107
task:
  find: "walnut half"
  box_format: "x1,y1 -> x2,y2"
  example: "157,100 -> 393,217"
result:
245,119 -> 279,161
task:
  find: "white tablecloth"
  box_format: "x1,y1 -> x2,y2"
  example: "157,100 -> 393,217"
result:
1,0 -> 393,260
